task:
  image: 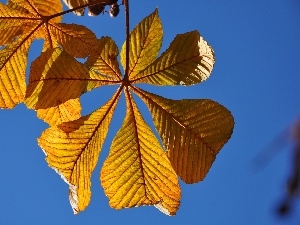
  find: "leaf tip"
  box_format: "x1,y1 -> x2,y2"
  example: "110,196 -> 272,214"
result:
155,203 -> 175,216
69,184 -> 80,214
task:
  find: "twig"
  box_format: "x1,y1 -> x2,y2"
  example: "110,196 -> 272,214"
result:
123,0 -> 130,82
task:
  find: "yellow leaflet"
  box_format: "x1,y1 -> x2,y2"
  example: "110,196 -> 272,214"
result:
132,30 -> 215,86
3,0 -> 97,57
24,47 -> 108,106
101,88 -> 181,215
47,23 -> 97,58
0,3 -> 29,45
0,29 -> 35,108
0,0 -> 98,108
8,0 -> 63,23
85,37 -> 122,81
31,0 -> 63,23
36,98 -> 81,126
134,88 -> 234,183
25,48 -> 114,124
120,9 -> 163,78
8,0 -> 38,14
38,90 -> 121,213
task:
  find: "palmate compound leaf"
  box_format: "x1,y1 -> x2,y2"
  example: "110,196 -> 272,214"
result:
0,0 -> 98,108
133,88 -> 234,183
37,9 -> 234,215
25,47 -> 121,125
100,88 -> 181,215
38,89 -> 121,213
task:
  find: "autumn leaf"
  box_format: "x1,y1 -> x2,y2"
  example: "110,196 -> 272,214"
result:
133,88 -> 234,184
38,89 -> 121,213
101,89 -> 181,215
0,0 -> 98,109
35,98 -> 82,126
85,36 -> 122,81
37,8 -> 234,215
130,30 -> 215,85
0,28 -> 34,109
120,7 -> 163,77
25,47 -> 120,125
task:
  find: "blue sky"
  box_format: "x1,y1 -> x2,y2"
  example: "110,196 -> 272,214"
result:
1,0 -> 300,224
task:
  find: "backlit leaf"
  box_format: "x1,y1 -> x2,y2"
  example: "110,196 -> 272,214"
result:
0,3 -> 26,45
133,88 -> 234,183
0,26 -> 22,46
0,0 -> 98,108
8,0 -> 63,23
25,47 -> 88,109
47,23 -> 97,58
38,89 -> 121,213
8,0 -> 38,14
22,7 -> 234,216
26,0 -> 63,23
36,98 -> 81,126
131,30 -> 215,86
101,89 -> 181,215
0,29 -> 35,108
25,47 -> 113,123
120,9 -> 163,78
85,37 -> 122,81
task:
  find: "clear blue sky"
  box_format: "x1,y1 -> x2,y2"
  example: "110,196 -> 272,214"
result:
1,0 -> 300,224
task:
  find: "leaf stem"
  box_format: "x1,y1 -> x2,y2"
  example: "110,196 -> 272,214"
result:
123,0 -> 130,82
